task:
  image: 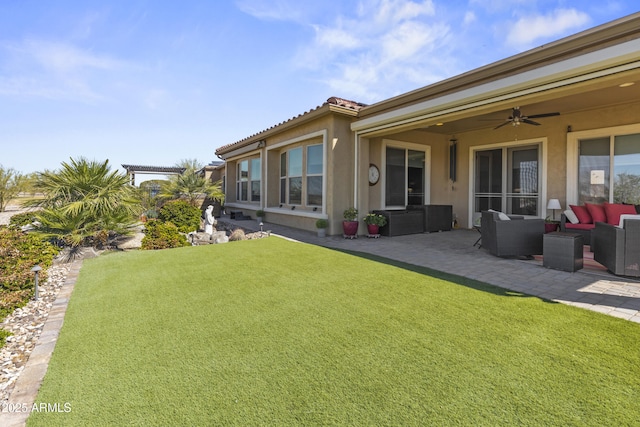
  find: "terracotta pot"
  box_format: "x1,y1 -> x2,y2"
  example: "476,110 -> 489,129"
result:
342,220 -> 358,236
367,224 -> 380,235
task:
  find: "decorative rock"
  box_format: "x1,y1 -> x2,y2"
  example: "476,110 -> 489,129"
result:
0,261 -> 69,405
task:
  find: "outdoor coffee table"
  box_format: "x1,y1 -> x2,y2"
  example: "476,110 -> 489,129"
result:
543,232 -> 583,272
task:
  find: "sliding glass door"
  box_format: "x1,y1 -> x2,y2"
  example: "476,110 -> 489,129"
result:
474,145 -> 540,216
385,147 -> 426,207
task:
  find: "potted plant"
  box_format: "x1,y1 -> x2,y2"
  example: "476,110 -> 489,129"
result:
342,207 -> 358,238
363,212 -> 387,236
315,218 -> 328,237
256,209 -> 265,223
544,216 -> 559,233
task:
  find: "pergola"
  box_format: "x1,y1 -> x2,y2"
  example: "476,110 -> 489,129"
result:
121,164 -> 186,186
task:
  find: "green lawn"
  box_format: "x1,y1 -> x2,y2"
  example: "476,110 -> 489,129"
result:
29,238 -> 640,426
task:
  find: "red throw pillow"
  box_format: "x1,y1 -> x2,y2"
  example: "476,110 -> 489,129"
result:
604,202 -> 637,225
585,203 -> 606,223
570,205 -> 592,224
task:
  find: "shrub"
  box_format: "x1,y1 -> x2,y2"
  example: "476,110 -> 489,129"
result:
0,226 -> 60,317
8,211 -> 38,228
158,200 -> 202,233
141,220 -> 190,250
315,218 -> 328,228
229,229 -> 246,241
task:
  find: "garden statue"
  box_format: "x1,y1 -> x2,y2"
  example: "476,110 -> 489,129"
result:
204,205 -> 215,234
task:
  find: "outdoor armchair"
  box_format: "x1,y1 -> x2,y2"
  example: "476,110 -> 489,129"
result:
593,219 -> 640,277
481,211 -> 544,257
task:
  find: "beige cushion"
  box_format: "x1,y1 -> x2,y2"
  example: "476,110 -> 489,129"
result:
488,209 -> 510,221
564,209 -> 579,224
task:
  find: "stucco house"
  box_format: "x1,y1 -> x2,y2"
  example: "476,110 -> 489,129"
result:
215,12 -> 640,236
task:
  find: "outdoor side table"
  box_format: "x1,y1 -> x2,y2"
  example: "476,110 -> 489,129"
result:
543,232 -> 583,272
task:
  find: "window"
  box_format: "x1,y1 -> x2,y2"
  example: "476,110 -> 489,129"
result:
250,158 -> 261,202
307,144 -> 323,206
385,147 -> 425,207
236,157 -> 260,202
280,144 -> 324,207
578,133 -> 640,204
237,160 -> 248,201
288,147 -> 302,205
474,144 -> 540,216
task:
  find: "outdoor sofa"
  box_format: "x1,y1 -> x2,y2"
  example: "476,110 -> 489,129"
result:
560,202 -> 640,248
481,211 -> 544,258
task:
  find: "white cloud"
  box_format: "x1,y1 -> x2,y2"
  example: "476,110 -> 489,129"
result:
235,0 -> 305,21
290,0 -> 449,102
0,39 -> 127,102
506,9 -> 591,48
463,11 -> 476,25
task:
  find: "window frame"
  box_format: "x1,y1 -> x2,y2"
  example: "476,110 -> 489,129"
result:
381,140 -> 431,209
235,156 -> 261,203
567,124 -> 640,205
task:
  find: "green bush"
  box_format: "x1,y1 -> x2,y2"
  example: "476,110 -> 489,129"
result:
158,200 -> 202,233
141,220 -> 190,250
0,226 -> 60,317
8,211 -> 38,228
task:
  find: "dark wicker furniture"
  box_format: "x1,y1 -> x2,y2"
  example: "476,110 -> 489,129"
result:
411,205 -> 453,232
481,211 -> 544,257
592,219 -> 640,277
543,232 -> 583,272
560,213 -> 593,248
373,210 -> 424,236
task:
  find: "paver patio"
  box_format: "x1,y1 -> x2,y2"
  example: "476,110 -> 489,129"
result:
224,217 -> 640,323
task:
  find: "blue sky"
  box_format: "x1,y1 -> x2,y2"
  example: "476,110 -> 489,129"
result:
1,1 -> 638,179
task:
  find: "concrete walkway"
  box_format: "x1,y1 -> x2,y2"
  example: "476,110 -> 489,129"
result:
226,217 -> 640,323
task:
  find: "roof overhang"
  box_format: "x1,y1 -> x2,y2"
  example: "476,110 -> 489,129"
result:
352,12 -> 640,137
352,38 -> 640,137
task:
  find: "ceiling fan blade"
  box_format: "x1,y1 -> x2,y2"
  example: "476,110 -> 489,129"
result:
493,121 -> 512,130
526,112 -> 560,119
522,119 -> 541,126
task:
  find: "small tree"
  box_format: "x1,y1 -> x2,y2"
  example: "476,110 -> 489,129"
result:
160,159 -> 224,207
0,166 -> 26,212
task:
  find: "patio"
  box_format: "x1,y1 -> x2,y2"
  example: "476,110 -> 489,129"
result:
223,216 -> 640,323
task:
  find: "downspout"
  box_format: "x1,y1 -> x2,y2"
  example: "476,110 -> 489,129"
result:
353,132 -> 360,210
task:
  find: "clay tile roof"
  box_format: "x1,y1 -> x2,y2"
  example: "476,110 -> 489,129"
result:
326,96 -> 367,110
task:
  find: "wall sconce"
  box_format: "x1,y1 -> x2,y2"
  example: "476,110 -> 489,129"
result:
449,137 -> 457,182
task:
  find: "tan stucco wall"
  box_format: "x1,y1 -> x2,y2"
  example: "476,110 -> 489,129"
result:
225,112 -> 357,236
356,100 -> 639,229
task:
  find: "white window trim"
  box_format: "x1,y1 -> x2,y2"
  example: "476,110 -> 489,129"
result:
225,149 -> 263,210
468,137 -> 548,228
566,123 -> 640,205
265,130 -> 328,217
306,143 -> 324,207
381,139 -> 431,210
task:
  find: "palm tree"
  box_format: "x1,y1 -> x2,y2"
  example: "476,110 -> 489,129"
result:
160,159 -> 224,207
27,157 -> 141,247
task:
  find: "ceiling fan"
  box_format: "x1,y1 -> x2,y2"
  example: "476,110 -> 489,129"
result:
491,107 -> 560,129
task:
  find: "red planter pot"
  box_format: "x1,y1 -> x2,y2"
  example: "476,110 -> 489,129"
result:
367,224 -> 380,235
544,223 -> 559,233
342,221 -> 359,236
